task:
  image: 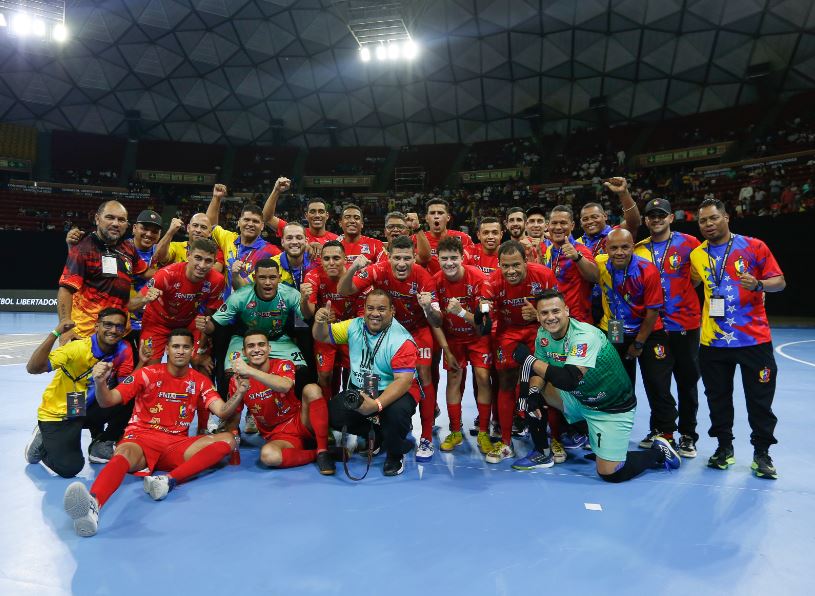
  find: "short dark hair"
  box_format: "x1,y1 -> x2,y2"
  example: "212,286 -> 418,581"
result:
581,202 -> 604,213
343,203 -> 363,216
97,307 -> 127,321
366,288 -> 393,307
240,203 -> 263,218
426,198 -> 450,214
699,198 -> 726,213
321,239 -> 344,253
385,211 -> 406,222
549,205 -> 574,221
254,258 -> 279,272
188,238 -> 217,255
243,329 -> 268,344
525,206 -> 547,219
390,235 -> 414,252
306,199 -> 327,211
168,328 -> 194,342
478,216 -> 501,229
497,240 -> 526,261
505,207 -> 525,219
536,288 -> 566,305
437,236 -> 463,255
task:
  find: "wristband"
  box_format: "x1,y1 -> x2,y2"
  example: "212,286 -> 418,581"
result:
455,307 -> 467,318
633,340 -> 645,350
375,398 -> 383,412
572,253 -> 583,263
52,330 -> 61,338
753,280 -> 764,292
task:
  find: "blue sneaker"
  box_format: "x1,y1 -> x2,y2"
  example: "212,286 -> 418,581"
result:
559,432 -> 589,450
512,449 -> 555,470
652,436 -> 681,470
415,438 -> 434,462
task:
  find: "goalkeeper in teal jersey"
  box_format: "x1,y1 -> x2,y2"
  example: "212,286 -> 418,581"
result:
510,288 -> 682,482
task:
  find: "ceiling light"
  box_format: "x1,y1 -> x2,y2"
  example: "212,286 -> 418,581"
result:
359,46 -> 370,62
12,12 -> 31,37
403,40 -> 418,60
375,44 -> 387,61
387,42 -> 400,60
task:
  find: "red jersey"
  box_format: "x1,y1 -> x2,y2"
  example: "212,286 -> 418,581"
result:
141,262 -> 225,327
304,265 -> 364,319
542,242 -> 595,323
434,265 -> 488,341
415,230 -> 474,274
351,260 -> 438,332
231,359 -> 299,432
484,262 -> 558,330
338,234 -> 385,264
118,365 -> 220,435
466,244 -> 499,274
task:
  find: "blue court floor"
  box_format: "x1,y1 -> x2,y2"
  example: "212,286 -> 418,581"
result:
2,313 -> 814,595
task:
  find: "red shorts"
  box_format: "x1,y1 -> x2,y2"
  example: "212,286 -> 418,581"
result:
314,341 -> 350,373
494,326 -> 537,371
119,427 -> 202,473
141,319 -> 199,359
259,414 -> 315,450
411,326 -> 434,367
445,335 -> 493,370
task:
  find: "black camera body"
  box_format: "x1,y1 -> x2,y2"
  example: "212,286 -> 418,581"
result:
341,389 -> 364,410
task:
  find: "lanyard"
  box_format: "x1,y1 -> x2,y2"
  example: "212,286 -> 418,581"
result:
361,324 -> 390,370
647,232 -> 674,274
547,246 -> 562,278
607,259 -> 632,320
706,234 -> 736,292
60,363 -> 97,391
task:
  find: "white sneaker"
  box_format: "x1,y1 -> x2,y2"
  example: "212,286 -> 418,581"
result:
143,475 -> 174,501
415,438 -> 434,462
64,482 -> 99,537
24,425 -> 43,464
485,441 -> 515,464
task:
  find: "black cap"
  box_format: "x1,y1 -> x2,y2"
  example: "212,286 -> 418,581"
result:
643,198 -> 672,215
136,210 -> 162,227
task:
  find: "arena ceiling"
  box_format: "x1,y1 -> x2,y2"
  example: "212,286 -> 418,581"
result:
0,0 -> 814,147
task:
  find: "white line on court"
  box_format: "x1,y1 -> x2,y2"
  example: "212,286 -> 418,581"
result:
775,339 -> 815,368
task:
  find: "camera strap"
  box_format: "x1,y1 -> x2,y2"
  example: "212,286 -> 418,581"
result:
361,324 -> 390,371
340,423 -> 377,481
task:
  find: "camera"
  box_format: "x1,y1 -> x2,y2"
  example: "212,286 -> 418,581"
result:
341,389 -> 364,410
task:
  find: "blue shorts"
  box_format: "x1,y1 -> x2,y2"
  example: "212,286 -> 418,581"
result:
559,390 -> 635,462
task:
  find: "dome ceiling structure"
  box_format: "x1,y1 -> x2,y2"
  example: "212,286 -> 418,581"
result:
0,0 -> 813,147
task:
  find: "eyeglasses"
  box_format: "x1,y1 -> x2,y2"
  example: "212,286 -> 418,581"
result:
385,224 -> 406,231
99,321 -> 126,332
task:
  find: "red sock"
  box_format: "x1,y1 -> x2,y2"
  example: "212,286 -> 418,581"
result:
497,387 -> 516,444
307,398 -> 329,452
548,408 -> 563,440
477,403 -> 491,432
447,402 -> 462,432
90,454 -> 130,508
168,441 -> 231,484
419,383 -> 437,441
280,448 -> 316,468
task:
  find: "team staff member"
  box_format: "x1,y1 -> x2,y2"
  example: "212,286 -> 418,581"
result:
481,240 -> 557,463
380,211 -> 431,265
152,213 -> 226,273
577,177 -> 641,323
58,201 -> 150,344
337,204 -> 386,264
62,328 -> 244,537
25,309 -> 147,475
511,290 -> 681,481
594,229 -> 678,448
206,184 -> 280,297
434,237 -> 494,455
634,198 -> 702,458
228,331 -> 334,475
468,216 -> 502,274
339,235 -> 441,462
690,198 -> 785,479
314,289 -> 420,477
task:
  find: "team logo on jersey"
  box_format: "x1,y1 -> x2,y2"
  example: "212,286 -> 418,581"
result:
357,269 -> 369,279
410,281 -> 418,294
668,254 -> 681,270
496,346 -> 505,363
122,375 -> 134,384
569,343 -> 588,358
759,367 -> 771,383
282,362 -> 294,373
230,351 -> 242,362
186,380 -> 196,394
247,301 -> 257,309
124,259 -> 132,273
146,278 -> 155,288
202,281 -> 211,293
734,256 -> 747,275
539,337 -> 549,347
179,404 -> 188,418
275,397 -> 291,415
316,353 -> 324,367
530,282 -> 542,295
361,244 -> 371,254
654,344 -> 666,359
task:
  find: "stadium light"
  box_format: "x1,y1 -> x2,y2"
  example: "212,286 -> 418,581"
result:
33,18 -> 46,37
359,45 -> 370,62
11,11 -> 31,36
403,40 -> 418,60
387,41 -> 400,60
375,43 -> 387,61
0,13 -> 7,28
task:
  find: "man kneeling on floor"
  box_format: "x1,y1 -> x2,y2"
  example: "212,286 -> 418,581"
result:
511,289 -> 681,481
63,328 -> 244,537
226,331 -> 334,475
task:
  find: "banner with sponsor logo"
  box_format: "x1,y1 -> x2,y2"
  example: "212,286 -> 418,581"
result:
635,142 -> 734,168
459,168 -> 529,183
0,290 -> 58,313
135,170 -> 216,185
303,176 -> 373,188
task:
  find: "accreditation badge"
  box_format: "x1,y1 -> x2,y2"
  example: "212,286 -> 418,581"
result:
66,392 -> 87,418
101,254 -> 118,277
607,319 -> 624,344
709,294 -> 725,318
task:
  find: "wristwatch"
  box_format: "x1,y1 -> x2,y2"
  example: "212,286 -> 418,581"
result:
633,340 -> 645,350
753,280 -> 764,292
572,253 -> 583,263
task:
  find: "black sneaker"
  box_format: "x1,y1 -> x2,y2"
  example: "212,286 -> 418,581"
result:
638,430 -> 660,449
677,435 -> 697,458
707,444 -> 735,470
751,450 -> 778,480
383,455 -> 405,476
511,415 -> 528,438
316,451 -> 335,476
469,415 -> 480,437
88,439 -> 115,464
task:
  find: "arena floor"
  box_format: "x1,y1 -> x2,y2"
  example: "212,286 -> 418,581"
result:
2,313 -> 813,595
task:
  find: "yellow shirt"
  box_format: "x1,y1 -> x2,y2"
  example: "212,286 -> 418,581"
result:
39,338 -> 101,422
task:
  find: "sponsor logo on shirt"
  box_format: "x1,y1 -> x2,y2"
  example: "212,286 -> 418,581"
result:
539,337 -> 549,347
122,375 -> 134,384
668,254 -> 681,271
734,256 -> 747,275
186,380 -> 196,394
247,301 -> 257,309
